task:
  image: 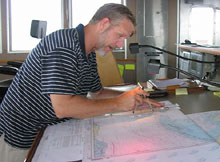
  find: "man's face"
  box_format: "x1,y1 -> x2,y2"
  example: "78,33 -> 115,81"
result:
96,18 -> 135,57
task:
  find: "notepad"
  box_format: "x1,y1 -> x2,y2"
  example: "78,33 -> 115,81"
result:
213,92 -> 220,97
176,88 -> 188,95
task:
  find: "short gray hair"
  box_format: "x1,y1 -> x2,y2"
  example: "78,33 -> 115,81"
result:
89,3 -> 136,26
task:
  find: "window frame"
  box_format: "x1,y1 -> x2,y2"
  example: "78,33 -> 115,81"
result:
0,0 -> 126,61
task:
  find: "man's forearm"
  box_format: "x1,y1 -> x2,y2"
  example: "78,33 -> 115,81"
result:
50,94 -> 121,119
89,88 -> 122,99
50,87 -> 162,120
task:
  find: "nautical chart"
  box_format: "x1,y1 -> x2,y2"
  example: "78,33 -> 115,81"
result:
188,110 -> 220,143
92,108 -> 213,160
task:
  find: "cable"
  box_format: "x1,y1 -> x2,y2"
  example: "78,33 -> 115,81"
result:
0,66 -> 18,75
138,44 -> 220,64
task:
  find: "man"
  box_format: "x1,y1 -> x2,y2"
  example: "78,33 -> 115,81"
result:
0,3 -> 163,162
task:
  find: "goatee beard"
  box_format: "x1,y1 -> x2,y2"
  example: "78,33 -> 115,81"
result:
96,48 -> 107,57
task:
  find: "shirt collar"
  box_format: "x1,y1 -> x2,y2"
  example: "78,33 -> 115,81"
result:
76,24 -> 87,60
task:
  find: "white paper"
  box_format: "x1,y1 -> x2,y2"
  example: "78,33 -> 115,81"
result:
32,119 -> 87,162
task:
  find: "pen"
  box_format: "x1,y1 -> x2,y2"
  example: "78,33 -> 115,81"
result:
137,82 -> 144,90
133,105 -> 137,114
138,82 -> 146,99
147,97 -> 153,111
134,82 -> 144,114
138,82 -> 154,112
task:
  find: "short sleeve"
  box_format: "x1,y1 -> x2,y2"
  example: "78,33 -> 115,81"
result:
41,47 -> 79,95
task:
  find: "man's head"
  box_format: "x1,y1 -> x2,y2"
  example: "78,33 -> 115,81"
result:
89,3 -> 136,56
90,3 -> 136,27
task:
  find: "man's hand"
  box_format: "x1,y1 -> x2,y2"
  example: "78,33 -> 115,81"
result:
116,86 -> 164,112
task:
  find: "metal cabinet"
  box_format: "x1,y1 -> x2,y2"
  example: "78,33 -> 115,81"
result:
136,0 -> 168,82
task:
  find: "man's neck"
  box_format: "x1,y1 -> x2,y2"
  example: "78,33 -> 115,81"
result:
84,24 -> 97,55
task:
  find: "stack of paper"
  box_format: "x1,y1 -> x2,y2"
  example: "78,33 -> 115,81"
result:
148,78 -> 189,90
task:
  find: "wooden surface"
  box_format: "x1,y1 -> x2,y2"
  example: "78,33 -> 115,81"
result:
25,127 -> 46,162
96,52 -> 123,86
179,45 -> 220,55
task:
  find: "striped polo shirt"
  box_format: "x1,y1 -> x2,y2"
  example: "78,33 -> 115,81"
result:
0,24 -> 102,148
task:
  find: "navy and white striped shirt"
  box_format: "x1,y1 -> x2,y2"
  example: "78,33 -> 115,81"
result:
0,24 -> 102,148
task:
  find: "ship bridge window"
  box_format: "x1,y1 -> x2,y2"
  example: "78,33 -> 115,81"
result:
189,7 -> 214,45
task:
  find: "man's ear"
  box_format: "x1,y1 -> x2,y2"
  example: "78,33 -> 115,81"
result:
97,18 -> 111,33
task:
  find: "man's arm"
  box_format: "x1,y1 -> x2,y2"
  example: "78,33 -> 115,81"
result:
50,87 -> 164,119
50,94 -> 120,119
88,88 -> 122,99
